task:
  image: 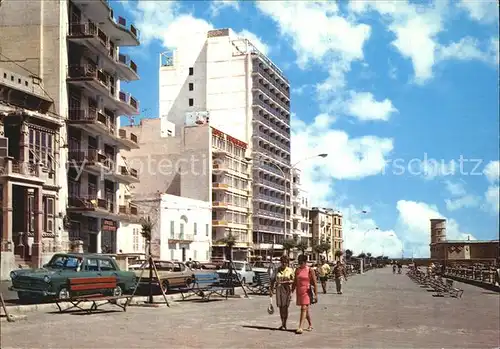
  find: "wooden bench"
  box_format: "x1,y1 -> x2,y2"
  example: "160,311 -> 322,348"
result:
245,272 -> 270,295
444,279 -> 464,298
55,277 -> 132,313
179,273 -> 230,301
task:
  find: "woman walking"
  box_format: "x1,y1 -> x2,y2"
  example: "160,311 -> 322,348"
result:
292,254 -> 318,334
270,255 -> 294,330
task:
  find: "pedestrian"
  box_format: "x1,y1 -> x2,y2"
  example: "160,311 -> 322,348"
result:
332,261 -> 347,294
292,254 -> 317,334
318,258 -> 331,294
270,255 -> 294,330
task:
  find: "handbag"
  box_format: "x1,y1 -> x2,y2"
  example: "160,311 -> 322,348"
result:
267,296 -> 275,315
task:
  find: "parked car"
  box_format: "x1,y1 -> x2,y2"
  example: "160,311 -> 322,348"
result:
129,260 -> 195,293
217,261 -> 255,285
9,253 -> 136,303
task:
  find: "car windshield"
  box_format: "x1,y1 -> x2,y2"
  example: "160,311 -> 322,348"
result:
47,255 -> 81,270
221,262 -> 244,270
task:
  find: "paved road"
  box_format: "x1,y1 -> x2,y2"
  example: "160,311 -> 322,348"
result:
2,267 -> 499,348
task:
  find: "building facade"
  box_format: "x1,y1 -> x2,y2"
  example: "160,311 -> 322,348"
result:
159,28 -> 291,257
309,207 -> 343,261
0,0 -> 141,277
291,169 -> 311,257
429,219 -> 499,262
160,194 -> 211,262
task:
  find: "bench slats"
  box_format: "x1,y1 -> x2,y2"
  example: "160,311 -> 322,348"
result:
70,282 -> 117,292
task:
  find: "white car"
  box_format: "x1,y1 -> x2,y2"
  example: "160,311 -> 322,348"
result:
217,261 -> 255,285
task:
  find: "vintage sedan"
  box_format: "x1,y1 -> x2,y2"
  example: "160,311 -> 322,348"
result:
9,253 -> 136,302
129,260 -> 195,293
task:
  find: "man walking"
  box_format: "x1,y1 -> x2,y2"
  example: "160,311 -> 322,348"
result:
318,259 -> 331,294
332,261 -> 347,294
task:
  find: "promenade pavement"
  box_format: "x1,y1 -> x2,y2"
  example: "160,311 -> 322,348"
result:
2,267 -> 499,348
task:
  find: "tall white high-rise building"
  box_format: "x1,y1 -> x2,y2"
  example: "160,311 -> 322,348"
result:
159,28 -> 291,257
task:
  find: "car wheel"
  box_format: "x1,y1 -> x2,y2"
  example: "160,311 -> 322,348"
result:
113,285 -> 123,297
161,280 -> 169,294
58,287 -> 70,300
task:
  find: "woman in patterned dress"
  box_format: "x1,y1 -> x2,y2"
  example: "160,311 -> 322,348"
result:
270,255 -> 294,330
292,254 -> 318,334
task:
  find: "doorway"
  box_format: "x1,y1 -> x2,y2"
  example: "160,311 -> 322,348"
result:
88,233 -> 97,253
182,248 -> 186,262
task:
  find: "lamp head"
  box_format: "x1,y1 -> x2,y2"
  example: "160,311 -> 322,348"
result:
318,153 -> 328,158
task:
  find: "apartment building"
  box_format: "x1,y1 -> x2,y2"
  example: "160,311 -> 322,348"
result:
309,207 -> 343,261
291,169 -> 311,245
120,118 -> 251,260
159,28 -> 291,258
0,0 -> 141,273
211,128 -> 252,261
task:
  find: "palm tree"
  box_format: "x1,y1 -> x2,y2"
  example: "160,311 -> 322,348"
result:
282,238 -> 296,257
296,240 -> 308,255
345,249 -> 353,260
357,252 -> 366,259
313,242 -> 330,260
217,231 -> 236,261
334,249 -> 343,261
140,216 -> 154,256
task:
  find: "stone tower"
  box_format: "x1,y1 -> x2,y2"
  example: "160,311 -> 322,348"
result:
430,218 -> 447,244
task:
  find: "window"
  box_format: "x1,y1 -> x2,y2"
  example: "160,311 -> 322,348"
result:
43,197 -> 55,233
180,223 -> 184,239
99,259 -> 116,271
188,98 -> 194,107
170,249 -> 174,260
85,258 -> 99,271
205,224 -> 209,236
189,67 -> 194,75
193,250 -> 197,260
133,228 -> 139,252
189,83 -> 194,91
170,221 -> 175,238
194,222 -> 197,235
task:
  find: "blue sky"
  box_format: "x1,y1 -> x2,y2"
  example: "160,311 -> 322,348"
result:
116,0 -> 499,257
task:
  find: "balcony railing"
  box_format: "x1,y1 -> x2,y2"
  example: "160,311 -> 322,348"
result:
118,53 -> 138,74
69,22 -> 98,37
257,194 -> 285,205
68,109 -> 115,134
119,203 -> 138,216
253,77 -> 290,110
68,196 -> 115,212
116,16 -> 140,39
68,64 -> 110,89
255,178 -> 286,191
253,134 -> 290,154
0,157 -> 41,178
68,149 -> 113,170
118,129 -> 138,145
253,92 -> 289,118
253,114 -> 290,140
118,91 -> 139,112
119,165 -> 138,179
168,233 -> 194,241
252,65 -> 290,98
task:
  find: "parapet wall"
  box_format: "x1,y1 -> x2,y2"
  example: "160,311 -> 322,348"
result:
430,218 -> 447,244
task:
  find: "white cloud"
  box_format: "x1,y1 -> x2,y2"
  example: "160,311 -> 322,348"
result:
483,161 -> 499,213
457,0 -> 499,24
349,0 -> 497,84
419,157 -> 457,180
437,36 -> 499,66
395,200 -> 475,256
345,91 -> 398,121
209,0 -> 240,17
232,29 -> 270,56
484,160 -> 500,183
484,185 -> 500,213
443,180 -> 480,211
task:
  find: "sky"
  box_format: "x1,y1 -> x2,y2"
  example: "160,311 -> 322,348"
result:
115,0 -> 499,258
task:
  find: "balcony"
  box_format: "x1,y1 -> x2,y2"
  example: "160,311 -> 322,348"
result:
114,165 -> 139,184
212,183 -> 229,190
252,94 -> 289,123
168,233 -> 194,243
117,54 -> 139,81
68,149 -> 114,175
252,66 -> 290,99
118,203 -> 140,222
118,129 -> 139,149
100,15 -> 140,47
68,108 -> 116,139
67,196 -> 116,217
71,0 -> 111,24
254,177 -> 286,192
252,133 -> 290,154
212,220 -> 228,227
68,22 -> 111,59
252,114 -> 290,140
253,77 -> 290,110
212,201 -> 228,209
0,157 -> 44,184
212,146 -> 228,156
118,91 -> 140,115
67,64 -> 111,98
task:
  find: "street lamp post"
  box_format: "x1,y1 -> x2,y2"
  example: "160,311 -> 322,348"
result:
288,153 -> 328,240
